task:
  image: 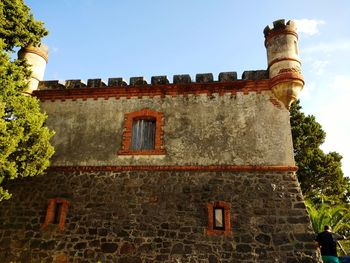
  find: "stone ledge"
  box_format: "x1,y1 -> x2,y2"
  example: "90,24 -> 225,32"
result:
47,165 -> 298,172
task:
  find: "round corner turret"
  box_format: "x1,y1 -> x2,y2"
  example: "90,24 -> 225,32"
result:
264,19 -> 304,109
18,44 -> 49,94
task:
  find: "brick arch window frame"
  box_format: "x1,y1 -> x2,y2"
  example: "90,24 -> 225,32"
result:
118,108 -> 166,155
206,201 -> 231,236
42,198 -> 70,231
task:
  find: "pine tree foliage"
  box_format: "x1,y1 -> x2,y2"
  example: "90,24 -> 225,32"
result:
290,100 -> 350,204
0,0 -> 54,201
0,0 -> 48,51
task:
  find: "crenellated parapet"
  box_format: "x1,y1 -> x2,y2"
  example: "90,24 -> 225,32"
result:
34,71 -> 274,103
264,19 -> 298,42
37,71 -> 268,90
33,19 -> 304,110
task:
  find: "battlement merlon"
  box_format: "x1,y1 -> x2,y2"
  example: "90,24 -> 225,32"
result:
34,72 -> 273,103
37,71 -> 270,90
264,19 -> 304,109
263,19 -> 298,41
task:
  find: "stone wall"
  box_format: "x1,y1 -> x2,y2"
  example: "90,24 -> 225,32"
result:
0,170 -> 320,262
40,90 -> 294,167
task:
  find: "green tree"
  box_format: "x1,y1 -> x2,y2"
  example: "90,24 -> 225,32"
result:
306,201 -> 350,255
0,0 -> 54,201
306,200 -> 350,235
290,100 -> 349,204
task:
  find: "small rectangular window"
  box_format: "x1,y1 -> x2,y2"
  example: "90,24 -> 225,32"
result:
43,198 -> 69,231
213,207 -> 225,230
53,202 -> 63,224
131,119 -> 156,150
207,201 -> 231,236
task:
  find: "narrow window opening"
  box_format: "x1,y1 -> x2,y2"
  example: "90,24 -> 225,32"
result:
206,201 -> 231,236
131,118 -> 156,150
294,40 -> 298,55
213,207 -> 225,230
53,202 -> 63,224
43,198 -> 70,231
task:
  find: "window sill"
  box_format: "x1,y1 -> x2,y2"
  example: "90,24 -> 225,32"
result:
42,223 -> 65,232
206,229 -> 232,236
117,149 -> 166,155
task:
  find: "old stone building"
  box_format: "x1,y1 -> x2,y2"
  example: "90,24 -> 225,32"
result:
0,19 -> 322,262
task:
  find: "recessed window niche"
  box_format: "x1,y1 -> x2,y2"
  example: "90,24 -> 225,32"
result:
43,198 -> 70,231
207,201 -> 231,236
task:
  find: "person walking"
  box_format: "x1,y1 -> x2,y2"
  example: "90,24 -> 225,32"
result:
316,225 -> 346,263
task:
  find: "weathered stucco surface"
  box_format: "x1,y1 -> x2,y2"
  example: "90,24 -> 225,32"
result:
41,90 -> 295,166
0,170 -> 319,263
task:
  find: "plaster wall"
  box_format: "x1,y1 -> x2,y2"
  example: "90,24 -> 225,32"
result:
40,90 -> 295,167
18,51 -> 47,94
266,34 -> 301,78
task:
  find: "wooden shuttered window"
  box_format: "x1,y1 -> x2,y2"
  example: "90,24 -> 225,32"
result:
131,119 -> 156,150
118,108 -> 166,155
43,198 -> 70,231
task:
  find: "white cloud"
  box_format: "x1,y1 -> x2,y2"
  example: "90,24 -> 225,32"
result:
301,39 -> 350,54
302,56 -> 329,77
330,75 -> 350,93
300,39 -> 350,80
294,19 -> 325,36
310,60 -> 329,75
316,75 -> 350,178
299,82 -> 316,101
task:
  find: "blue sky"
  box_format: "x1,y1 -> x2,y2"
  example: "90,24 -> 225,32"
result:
25,0 -> 350,177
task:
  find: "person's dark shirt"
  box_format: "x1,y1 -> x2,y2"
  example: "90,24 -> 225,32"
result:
316,231 -> 338,256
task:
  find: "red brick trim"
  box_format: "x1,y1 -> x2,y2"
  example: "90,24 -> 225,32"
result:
43,198 -> 70,231
207,201 -> 231,236
55,254 -> 68,263
117,108 -> 166,155
268,57 -> 301,69
19,46 -> 49,62
270,71 -> 304,88
47,165 -> 298,172
33,80 -> 271,102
